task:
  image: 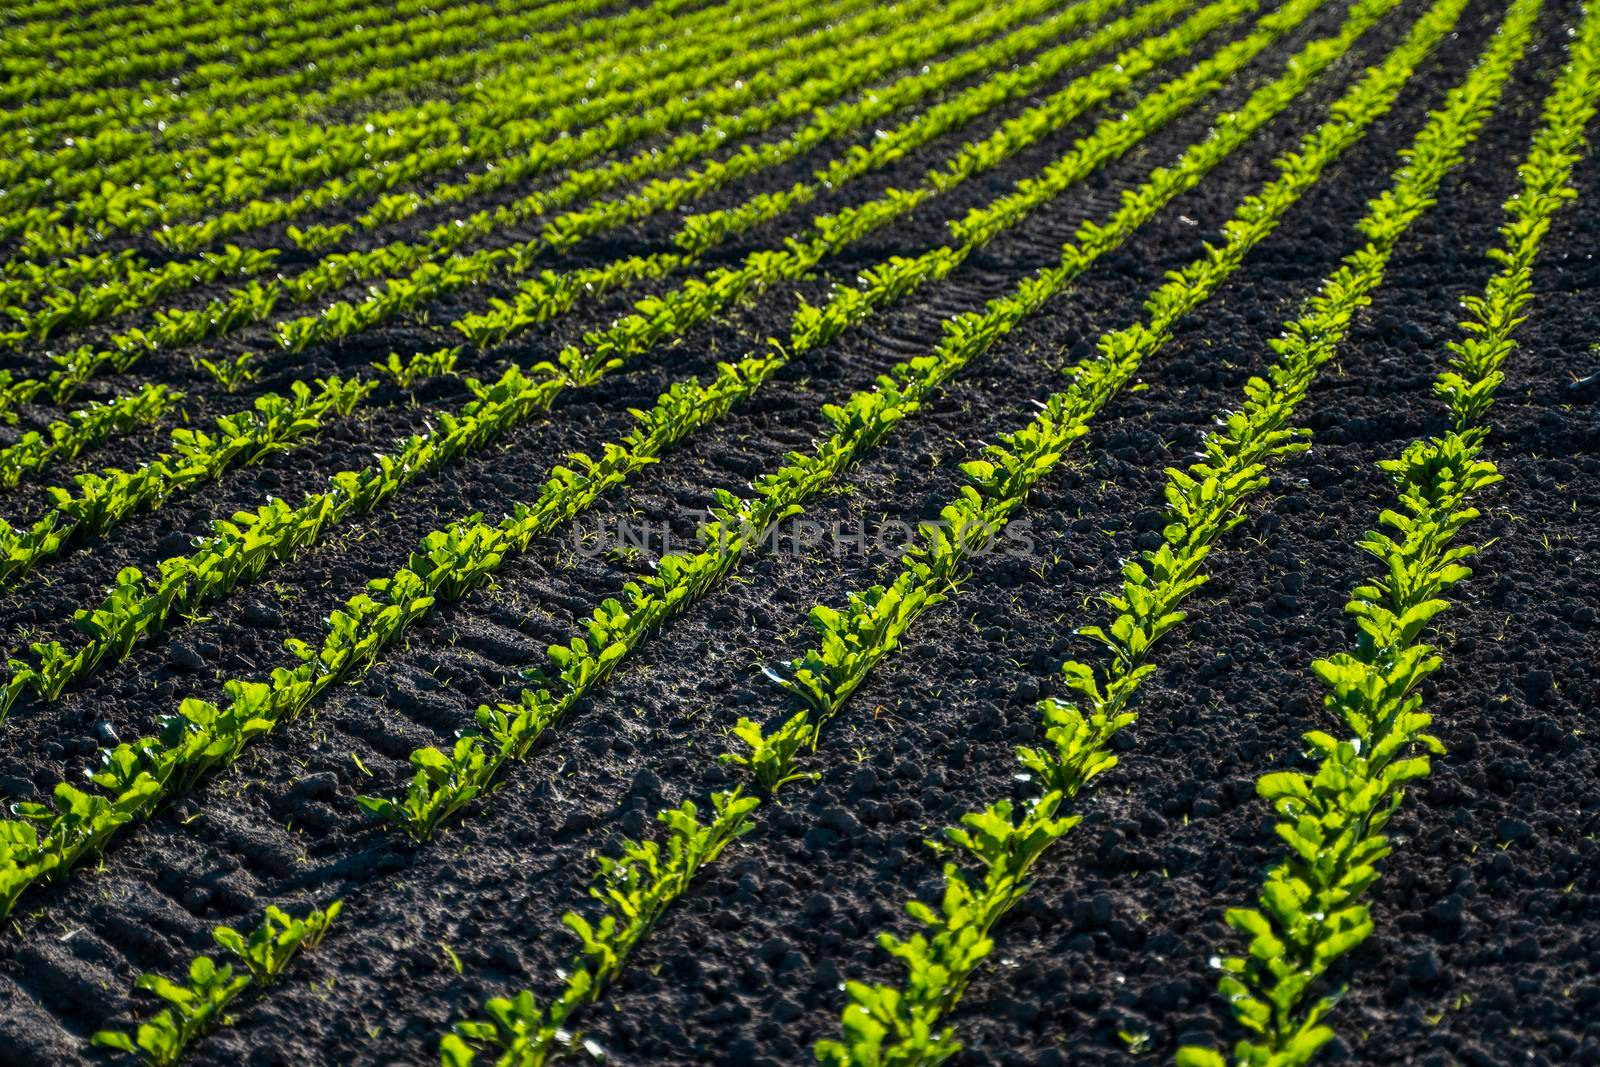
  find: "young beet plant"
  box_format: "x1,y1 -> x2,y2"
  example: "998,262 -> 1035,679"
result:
93,901 -> 340,1066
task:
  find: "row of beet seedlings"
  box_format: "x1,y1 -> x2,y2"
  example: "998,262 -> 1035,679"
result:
22,0 -> 1600,1063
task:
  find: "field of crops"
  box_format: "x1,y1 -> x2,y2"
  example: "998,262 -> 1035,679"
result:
0,0 -> 1596,1063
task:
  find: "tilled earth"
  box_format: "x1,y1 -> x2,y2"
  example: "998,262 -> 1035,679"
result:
0,0 -> 1596,1063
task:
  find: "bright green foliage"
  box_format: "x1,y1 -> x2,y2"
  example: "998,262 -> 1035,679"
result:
0,246 -> 276,349
1,0 -> 603,162
0,0 -> 886,410
458,0 -> 1251,354
721,713 -> 824,793
212,900 -> 343,986
440,792 -> 757,1065
154,0 -> 883,250
0,0 -> 1231,686
92,900 -> 340,1065
368,0 -> 1374,846
1190,441 -> 1498,1067
1,0 -> 829,253
0,0 -> 683,201
0,375 -> 376,716
820,798 -> 1076,1067
289,0 -> 1112,353
91,956 -> 250,1067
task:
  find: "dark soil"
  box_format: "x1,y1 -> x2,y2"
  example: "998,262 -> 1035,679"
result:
0,0 -> 1596,1064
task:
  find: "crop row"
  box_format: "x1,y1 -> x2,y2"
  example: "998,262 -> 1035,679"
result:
0,384 -> 178,489
0,0 -> 895,350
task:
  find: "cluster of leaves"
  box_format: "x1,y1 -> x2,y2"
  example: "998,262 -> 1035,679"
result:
372,347 -> 462,389
440,794 -> 757,1066
812,0 -> 1499,1055
0,383 -> 178,488
1183,4 -> 1593,1063
92,901 -> 341,1066
0,374 -> 372,595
